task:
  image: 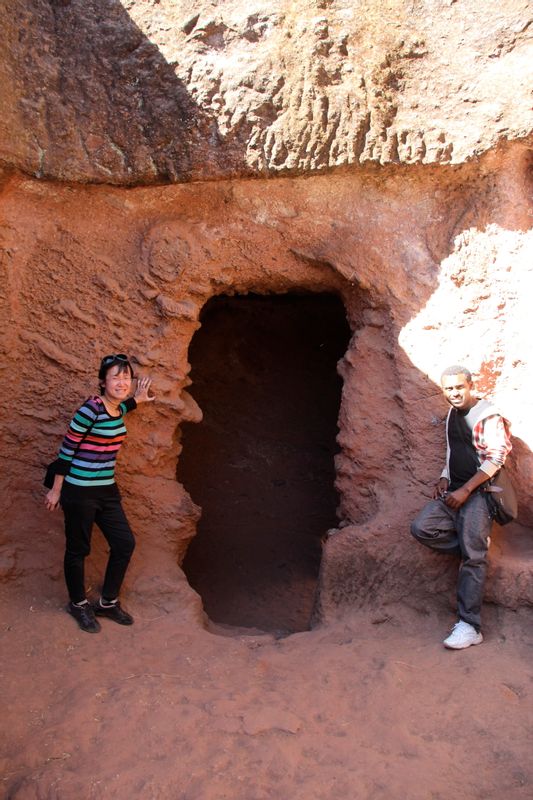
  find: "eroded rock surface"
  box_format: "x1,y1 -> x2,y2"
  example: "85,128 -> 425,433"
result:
1,7 -> 533,798
0,143 -> 532,619
0,0 -> 532,622
1,0 -> 531,183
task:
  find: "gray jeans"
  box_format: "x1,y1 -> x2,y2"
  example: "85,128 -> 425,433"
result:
410,491 -> 492,631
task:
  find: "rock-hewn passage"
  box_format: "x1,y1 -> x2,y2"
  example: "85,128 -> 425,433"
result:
179,293 -> 350,632
1,152 -> 531,618
1,4 -> 533,798
0,1 -> 531,620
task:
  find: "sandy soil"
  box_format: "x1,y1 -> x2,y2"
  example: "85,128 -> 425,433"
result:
2,572 -> 532,800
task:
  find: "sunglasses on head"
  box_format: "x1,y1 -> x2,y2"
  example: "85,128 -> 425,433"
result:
101,353 -> 129,366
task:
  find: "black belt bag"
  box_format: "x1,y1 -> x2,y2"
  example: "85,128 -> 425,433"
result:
485,466 -> 518,525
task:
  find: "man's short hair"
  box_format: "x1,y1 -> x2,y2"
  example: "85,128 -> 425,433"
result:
441,365 -> 472,383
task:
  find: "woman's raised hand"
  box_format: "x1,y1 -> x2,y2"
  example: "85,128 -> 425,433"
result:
134,376 -> 155,403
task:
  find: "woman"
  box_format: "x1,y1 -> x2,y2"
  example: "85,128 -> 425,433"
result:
45,354 -> 155,633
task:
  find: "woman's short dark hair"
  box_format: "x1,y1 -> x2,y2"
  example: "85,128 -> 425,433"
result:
98,355 -> 134,394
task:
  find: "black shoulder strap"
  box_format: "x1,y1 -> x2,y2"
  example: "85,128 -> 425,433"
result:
75,396 -> 103,449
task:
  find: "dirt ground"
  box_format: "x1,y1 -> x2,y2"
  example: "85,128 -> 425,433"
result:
2,569 -> 532,800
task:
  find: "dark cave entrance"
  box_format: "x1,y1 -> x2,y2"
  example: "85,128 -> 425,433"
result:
178,293 -> 351,633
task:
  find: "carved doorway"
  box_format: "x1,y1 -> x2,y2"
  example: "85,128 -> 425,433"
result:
178,293 -> 350,633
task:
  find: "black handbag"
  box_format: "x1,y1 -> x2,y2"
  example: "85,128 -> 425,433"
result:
485,466 -> 518,525
43,459 -> 62,489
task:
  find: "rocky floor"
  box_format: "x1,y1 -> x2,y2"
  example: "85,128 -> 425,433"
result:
2,573 -> 532,800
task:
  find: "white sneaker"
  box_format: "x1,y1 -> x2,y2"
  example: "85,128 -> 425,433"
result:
443,620 -> 483,649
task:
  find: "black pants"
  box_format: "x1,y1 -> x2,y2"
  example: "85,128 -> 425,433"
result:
61,487 -> 135,604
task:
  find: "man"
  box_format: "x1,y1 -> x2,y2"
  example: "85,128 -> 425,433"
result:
411,365 -> 512,649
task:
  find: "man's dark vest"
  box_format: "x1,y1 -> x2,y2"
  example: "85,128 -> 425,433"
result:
447,399 -> 492,491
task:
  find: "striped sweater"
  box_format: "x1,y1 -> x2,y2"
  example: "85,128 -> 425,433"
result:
57,395 -> 137,488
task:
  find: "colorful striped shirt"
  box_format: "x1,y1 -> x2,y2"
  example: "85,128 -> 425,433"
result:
57,396 -> 137,488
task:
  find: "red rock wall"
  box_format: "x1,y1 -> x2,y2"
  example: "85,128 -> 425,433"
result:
1,1 -> 531,183
0,0 -> 532,621
1,145 -> 531,618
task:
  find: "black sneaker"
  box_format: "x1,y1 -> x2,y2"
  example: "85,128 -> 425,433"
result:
94,600 -> 134,625
67,601 -> 101,633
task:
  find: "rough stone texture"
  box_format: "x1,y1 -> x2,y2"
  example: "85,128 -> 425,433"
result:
1,6 -> 533,796
1,0 -> 532,184
0,0 -> 532,622
0,143 -> 531,619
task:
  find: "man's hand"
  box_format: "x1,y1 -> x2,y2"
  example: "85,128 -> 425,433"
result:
444,487 -> 470,509
433,477 -> 449,500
